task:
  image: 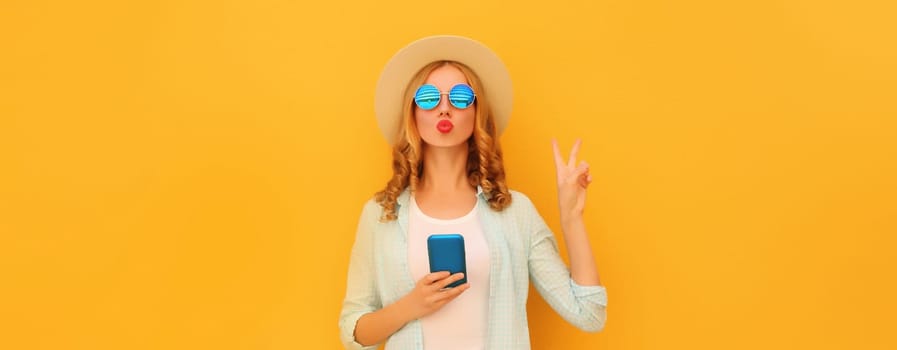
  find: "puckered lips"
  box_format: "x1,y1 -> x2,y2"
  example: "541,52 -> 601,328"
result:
436,120 -> 454,133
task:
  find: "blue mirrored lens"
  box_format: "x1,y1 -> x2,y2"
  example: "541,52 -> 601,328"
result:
414,84 -> 440,110
449,84 -> 476,109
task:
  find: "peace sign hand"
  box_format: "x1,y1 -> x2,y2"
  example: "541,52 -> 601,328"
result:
552,139 -> 592,221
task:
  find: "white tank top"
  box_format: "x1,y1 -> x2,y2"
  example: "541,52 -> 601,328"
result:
406,195 -> 490,350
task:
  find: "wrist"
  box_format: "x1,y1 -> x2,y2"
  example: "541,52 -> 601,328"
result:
391,295 -> 417,324
560,214 -> 584,227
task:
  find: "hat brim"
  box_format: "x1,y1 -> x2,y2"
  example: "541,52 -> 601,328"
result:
374,35 -> 513,144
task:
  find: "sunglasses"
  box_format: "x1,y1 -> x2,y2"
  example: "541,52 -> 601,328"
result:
413,83 -> 477,110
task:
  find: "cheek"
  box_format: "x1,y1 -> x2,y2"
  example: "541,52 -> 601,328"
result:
459,109 -> 477,127
414,111 -> 436,135
414,110 -> 430,127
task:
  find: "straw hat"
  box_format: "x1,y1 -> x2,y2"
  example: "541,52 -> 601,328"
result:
374,35 -> 513,144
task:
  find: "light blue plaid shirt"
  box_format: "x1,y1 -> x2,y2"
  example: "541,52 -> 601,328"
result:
339,187 -> 607,349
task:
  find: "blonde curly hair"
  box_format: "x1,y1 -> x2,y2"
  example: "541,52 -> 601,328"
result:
375,60 -> 511,221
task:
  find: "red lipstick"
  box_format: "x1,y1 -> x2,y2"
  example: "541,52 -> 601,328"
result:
436,120 -> 453,133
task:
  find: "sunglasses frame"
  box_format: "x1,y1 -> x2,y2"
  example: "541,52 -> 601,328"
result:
413,83 -> 477,110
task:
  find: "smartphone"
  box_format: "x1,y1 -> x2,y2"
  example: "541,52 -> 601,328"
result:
427,234 -> 467,288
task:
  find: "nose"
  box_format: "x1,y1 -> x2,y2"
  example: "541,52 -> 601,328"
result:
437,92 -> 451,116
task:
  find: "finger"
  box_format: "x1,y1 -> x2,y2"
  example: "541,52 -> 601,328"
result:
448,282 -> 471,297
438,272 -> 466,289
567,160 -> 589,183
424,271 -> 451,285
551,139 -> 564,170
579,172 -> 591,189
434,282 -> 470,302
567,139 -> 582,168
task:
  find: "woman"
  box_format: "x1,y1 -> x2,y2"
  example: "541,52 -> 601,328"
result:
339,35 -> 607,350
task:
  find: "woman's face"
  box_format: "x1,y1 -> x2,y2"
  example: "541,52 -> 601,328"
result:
414,64 -> 476,148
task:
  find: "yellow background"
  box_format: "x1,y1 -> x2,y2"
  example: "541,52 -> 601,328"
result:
2,0 -> 895,349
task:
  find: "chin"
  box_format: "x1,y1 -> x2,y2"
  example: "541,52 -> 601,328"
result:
422,134 -> 471,148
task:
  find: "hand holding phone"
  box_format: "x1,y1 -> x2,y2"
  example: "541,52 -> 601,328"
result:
400,270 -> 469,320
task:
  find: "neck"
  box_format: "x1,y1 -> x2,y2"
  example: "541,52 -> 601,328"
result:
418,142 -> 474,194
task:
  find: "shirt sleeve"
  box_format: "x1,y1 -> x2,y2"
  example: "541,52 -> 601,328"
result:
338,200 -> 383,350
522,195 -> 608,332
